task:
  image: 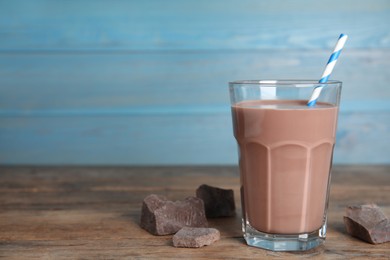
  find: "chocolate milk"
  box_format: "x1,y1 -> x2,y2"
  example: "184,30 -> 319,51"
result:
232,100 -> 338,234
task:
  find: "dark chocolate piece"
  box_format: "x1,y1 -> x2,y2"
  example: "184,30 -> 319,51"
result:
140,194 -> 208,235
344,204 -> 390,244
172,227 -> 220,248
196,184 -> 235,218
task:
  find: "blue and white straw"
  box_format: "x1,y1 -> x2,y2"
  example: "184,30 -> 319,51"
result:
307,34 -> 348,106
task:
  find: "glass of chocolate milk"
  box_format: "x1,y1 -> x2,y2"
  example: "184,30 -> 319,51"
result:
229,80 -> 341,251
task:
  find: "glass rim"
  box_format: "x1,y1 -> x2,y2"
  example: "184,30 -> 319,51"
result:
229,79 -> 342,86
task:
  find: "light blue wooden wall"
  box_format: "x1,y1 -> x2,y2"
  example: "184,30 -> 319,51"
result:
0,0 -> 389,165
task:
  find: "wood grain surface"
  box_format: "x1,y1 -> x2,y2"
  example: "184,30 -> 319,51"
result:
0,166 -> 389,259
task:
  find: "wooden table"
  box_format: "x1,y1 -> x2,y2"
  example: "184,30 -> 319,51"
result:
0,166 -> 389,259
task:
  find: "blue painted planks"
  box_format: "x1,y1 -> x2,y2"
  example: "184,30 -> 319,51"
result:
0,112 -> 389,165
0,0 -> 389,50
0,0 -> 389,165
0,50 -> 389,111
0,114 -> 236,165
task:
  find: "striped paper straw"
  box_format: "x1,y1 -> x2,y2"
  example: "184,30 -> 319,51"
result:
307,34 -> 348,106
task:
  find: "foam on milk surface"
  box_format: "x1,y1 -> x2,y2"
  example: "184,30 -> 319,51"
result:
235,100 -> 334,110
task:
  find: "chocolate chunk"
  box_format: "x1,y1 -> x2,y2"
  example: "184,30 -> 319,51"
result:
343,204 -> 390,244
140,194 -> 208,235
172,227 -> 220,248
196,184 -> 235,218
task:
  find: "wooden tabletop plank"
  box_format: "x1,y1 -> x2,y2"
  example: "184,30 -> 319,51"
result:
0,166 -> 389,259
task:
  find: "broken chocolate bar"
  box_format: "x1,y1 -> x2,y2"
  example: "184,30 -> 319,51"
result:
173,227 -> 220,248
140,194 -> 208,235
344,204 -> 390,244
196,184 -> 235,218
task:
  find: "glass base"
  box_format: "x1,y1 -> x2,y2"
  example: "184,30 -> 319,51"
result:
243,221 -> 327,251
